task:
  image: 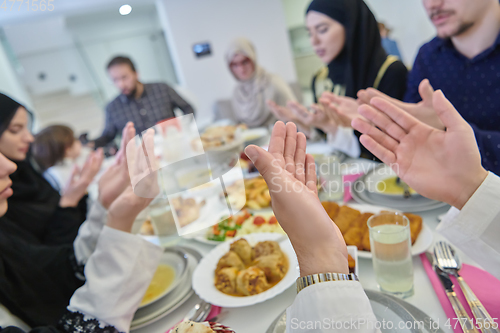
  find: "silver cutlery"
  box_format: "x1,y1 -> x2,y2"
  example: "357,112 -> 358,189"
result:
434,241 -> 499,333
183,300 -> 212,322
426,252 -> 479,333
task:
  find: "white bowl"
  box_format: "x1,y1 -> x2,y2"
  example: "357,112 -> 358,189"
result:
139,248 -> 189,308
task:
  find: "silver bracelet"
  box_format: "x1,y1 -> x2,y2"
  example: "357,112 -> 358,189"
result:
296,273 -> 359,293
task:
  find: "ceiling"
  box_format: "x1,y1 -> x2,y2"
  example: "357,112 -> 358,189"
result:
0,0 -> 156,26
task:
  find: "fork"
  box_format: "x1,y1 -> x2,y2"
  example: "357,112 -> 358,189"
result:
435,241 -> 500,333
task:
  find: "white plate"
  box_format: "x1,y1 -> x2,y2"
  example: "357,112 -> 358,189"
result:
130,249 -> 201,329
344,204 -> 433,259
266,289 -> 444,333
364,165 -> 420,198
192,233 -> 299,308
139,248 -> 189,308
351,177 -> 449,213
242,127 -> 268,145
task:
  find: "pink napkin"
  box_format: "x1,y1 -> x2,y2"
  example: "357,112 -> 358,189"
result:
343,173 -> 364,202
166,305 -> 222,332
420,253 -> 500,332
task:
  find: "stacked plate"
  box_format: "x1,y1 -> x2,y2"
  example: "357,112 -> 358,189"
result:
351,164 -> 449,213
267,289 -> 445,333
130,247 -> 202,330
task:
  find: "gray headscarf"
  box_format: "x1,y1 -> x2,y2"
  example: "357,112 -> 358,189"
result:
226,38 -> 276,128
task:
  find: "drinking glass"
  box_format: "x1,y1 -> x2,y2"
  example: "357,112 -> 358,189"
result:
368,212 -> 414,298
316,154 -> 343,201
149,196 -> 180,246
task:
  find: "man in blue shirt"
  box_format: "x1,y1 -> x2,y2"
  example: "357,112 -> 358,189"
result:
404,0 -> 500,174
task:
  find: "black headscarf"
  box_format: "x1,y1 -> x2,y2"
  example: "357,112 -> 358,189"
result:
0,93 -> 64,243
0,93 -> 23,137
0,94 -> 85,326
307,0 -> 387,98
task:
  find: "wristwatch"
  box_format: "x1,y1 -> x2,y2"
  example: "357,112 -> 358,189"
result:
296,273 -> 359,293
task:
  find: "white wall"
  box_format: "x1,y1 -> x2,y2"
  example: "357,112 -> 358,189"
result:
3,7 -> 178,101
0,42 -> 32,108
281,0 -> 437,66
156,0 -> 298,126
67,7 -> 178,102
364,0 -> 435,66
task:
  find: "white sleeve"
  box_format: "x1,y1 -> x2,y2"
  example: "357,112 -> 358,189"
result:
326,127 -> 361,158
437,172 -> 500,279
286,281 -> 378,332
68,226 -> 162,333
73,201 -> 108,265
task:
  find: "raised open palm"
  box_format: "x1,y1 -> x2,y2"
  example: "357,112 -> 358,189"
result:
245,121 -> 348,276
358,79 -> 445,130
352,90 -> 487,209
320,92 -> 360,127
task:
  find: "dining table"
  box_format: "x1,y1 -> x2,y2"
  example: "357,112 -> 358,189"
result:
130,150 -> 483,333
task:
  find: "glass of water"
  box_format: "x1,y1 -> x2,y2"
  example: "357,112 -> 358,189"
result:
368,212 -> 414,298
316,154 -> 343,201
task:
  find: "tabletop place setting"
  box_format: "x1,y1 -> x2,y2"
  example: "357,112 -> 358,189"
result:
123,123 -> 499,333
3,2 -> 500,331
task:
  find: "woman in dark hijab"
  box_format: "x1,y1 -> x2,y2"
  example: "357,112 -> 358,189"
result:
268,0 -> 407,159
0,93 -> 100,245
306,0 -> 407,100
0,122 -> 161,331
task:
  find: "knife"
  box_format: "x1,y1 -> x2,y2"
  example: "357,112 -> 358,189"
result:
426,252 -> 479,333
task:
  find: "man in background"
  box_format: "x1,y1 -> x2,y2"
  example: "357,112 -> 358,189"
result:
404,0 -> 500,172
91,56 -> 194,148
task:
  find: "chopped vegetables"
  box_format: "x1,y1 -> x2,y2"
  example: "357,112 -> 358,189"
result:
253,216 -> 265,226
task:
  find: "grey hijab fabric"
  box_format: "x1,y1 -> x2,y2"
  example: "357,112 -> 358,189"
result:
226,38 -> 277,128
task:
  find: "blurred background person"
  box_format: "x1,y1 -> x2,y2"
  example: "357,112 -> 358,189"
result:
403,0 -> 500,172
89,56 -> 195,149
32,125 -> 89,194
0,93 -> 101,246
225,38 -> 297,128
379,22 -> 403,59
268,0 -> 408,159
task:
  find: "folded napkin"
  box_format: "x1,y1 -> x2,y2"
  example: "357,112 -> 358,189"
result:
166,305 -> 223,332
343,172 -> 364,202
420,253 -> 500,332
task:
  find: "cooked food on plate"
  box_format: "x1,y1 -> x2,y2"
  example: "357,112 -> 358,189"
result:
230,239 -> 253,265
321,202 -> 423,252
253,240 -> 282,259
171,196 -> 206,227
348,254 -> 356,274
376,176 -> 417,195
215,267 -> 239,294
206,209 -> 285,242
214,238 -> 289,296
254,254 -> 287,282
139,219 -> 155,236
216,251 -> 245,272
244,177 -> 271,209
199,124 -> 247,149
236,266 -> 270,296
141,264 -> 175,305
171,321 -> 234,333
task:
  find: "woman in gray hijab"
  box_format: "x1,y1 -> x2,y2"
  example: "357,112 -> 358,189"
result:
226,38 -> 297,128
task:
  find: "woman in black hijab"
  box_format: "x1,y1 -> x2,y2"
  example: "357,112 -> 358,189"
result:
268,0 -> 407,159
0,122 -> 161,332
0,93 -> 100,245
306,0 -> 407,101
